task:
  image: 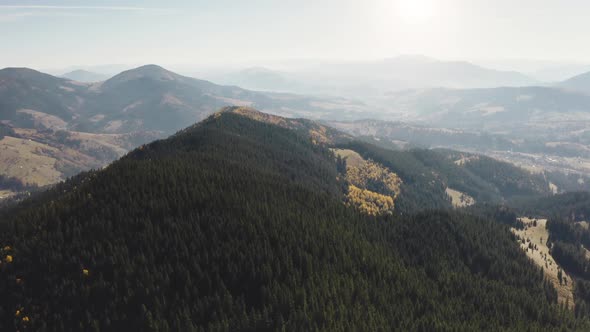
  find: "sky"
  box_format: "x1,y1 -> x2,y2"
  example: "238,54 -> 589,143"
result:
1,0 -> 590,70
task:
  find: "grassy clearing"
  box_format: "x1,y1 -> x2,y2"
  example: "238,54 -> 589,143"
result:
512,218 -> 575,309
16,109 -> 68,130
0,136 -> 65,186
0,190 -> 15,200
0,127 -> 157,187
332,149 -> 366,168
445,188 -> 475,207
453,155 -> 480,166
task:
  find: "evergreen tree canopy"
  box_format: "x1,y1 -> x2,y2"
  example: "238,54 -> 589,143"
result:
0,110 -> 584,331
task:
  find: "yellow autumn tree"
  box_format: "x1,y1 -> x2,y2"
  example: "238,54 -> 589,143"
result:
346,185 -> 394,216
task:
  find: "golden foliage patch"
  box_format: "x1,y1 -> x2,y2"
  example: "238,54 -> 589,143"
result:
334,149 -> 402,215
346,185 -> 394,216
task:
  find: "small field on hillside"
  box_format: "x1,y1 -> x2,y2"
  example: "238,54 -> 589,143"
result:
512,218 -> 574,309
0,136 -> 65,186
0,190 -> 14,200
0,128 -> 156,188
445,188 -> 475,207
332,149 -> 365,168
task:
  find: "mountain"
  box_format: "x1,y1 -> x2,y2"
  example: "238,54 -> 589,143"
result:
0,67 -> 86,125
0,107 -> 582,330
1,65 -> 369,134
61,70 -> 108,83
361,55 -> 537,89
342,86 -> 590,177
380,86 -> 590,133
336,140 -> 552,209
559,71 -> 590,93
329,117 -> 590,196
77,64 -> 370,132
207,56 -> 537,97
0,67 -> 160,190
474,59 -> 590,82
534,64 -> 590,82
0,65 -> 370,192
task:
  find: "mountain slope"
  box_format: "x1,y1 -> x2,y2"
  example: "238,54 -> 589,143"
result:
382,86 -> 590,132
560,71 -> 590,93
0,68 -> 87,125
0,109 -> 580,330
337,141 -> 552,212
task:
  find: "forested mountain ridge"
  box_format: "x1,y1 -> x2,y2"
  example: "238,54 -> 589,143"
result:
211,106 -> 353,145
334,141 -> 553,213
0,109 -> 583,330
200,107 -> 551,213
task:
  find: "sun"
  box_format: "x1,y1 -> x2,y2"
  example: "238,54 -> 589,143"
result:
397,0 -> 436,24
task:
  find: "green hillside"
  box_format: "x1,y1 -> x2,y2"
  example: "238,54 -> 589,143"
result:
337,141 -> 552,213
0,110 -> 583,331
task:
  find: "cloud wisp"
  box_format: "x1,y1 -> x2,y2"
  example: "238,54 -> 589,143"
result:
0,5 -> 174,22
0,5 -> 165,11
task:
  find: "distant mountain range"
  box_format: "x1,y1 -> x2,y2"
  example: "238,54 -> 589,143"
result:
380,86 -> 590,133
217,67 -> 301,92
5,62 -> 590,190
61,69 -> 108,83
212,55 -> 539,96
0,64 -> 370,134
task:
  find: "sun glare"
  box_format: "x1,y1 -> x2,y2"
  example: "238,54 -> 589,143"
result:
397,0 -> 436,24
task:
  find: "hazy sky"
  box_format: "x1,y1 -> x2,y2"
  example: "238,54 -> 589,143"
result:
1,0 -> 589,69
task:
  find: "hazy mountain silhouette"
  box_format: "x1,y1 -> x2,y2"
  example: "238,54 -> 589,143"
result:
559,71 -> 590,93
61,69 -> 108,83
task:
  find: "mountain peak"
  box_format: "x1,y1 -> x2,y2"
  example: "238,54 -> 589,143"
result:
134,64 -> 169,73
219,105 -> 267,117
102,64 -> 183,88
120,64 -> 176,78
210,106 -> 352,145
